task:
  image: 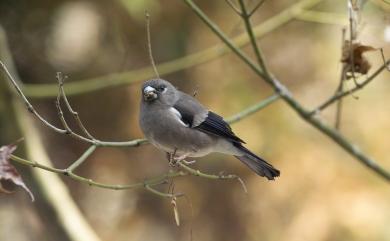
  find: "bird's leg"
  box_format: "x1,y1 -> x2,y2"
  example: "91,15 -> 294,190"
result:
168,148 -> 178,167
182,159 -> 196,165
172,154 -> 197,166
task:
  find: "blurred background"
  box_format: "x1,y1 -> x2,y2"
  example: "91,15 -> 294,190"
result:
0,0 -> 390,240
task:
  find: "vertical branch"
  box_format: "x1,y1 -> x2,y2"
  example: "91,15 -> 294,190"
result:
348,0 -> 358,85
238,0 -> 270,75
335,28 -> 347,129
145,11 -> 160,79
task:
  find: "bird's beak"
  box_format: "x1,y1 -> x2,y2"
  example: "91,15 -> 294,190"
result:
143,86 -> 157,101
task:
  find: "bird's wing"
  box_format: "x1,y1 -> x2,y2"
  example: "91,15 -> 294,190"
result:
173,93 -> 245,144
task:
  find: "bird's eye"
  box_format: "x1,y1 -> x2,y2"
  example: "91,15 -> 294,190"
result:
156,86 -> 166,92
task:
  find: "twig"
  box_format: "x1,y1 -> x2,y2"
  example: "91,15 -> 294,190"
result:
0,60 -> 67,134
145,11 -> 160,78
225,0 -> 242,16
226,94 -> 280,124
248,0 -> 266,17
9,152 -> 248,193
57,72 -> 96,140
312,60 -> 390,113
177,162 -> 248,193
348,0 -> 358,86
334,29 -> 347,130
238,0 -> 270,75
182,0 -> 390,181
334,73 -> 344,130
65,145 -> 97,173
10,153 -> 185,190
380,48 -> 390,71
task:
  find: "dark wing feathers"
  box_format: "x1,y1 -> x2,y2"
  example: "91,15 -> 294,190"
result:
196,112 -> 245,144
173,93 -> 245,144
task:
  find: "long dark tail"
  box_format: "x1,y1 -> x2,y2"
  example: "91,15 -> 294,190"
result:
234,144 -> 280,180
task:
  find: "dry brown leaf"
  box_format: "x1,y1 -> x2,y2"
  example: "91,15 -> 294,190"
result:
341,41 -> 376,78
0,144 -> 34,201
171,197 -> 180,226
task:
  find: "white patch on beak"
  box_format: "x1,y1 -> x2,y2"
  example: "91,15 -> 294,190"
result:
144,86 -> 156,94
143,86 -> 158,101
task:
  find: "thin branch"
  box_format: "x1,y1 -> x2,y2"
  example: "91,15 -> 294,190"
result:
182,0 -> 390,181
10,153 -> 185,190
145,184 -> 183,198
238,0 -> 270,76
348,0 -> 358,86
380,48 -> 390,71
334,28 -> 347,130
0,60 -> 67,134
9,152 -> 247,193
19,0 -> 324,98
249,0 -> 266,17
65,145 -> 97,173
312,60 -> 390,113
225,0 -> 242,16
145,11 -> 160,79
57,72 -> 96,140
177,162 -> 248,193
334,70 -> 345,130
56,82 -> 94,144
226,94 -> 280,124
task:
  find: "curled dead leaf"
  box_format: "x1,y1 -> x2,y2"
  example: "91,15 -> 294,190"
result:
0,144 -> 34,201
171,197 -> 180,226
341,41 -> 376,78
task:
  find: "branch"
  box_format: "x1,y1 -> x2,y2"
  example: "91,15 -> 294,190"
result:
311,60 -> 390,114
182,0 -> 390,181
226,94 -> 279,124
19,0 -> 324,98
238,0 -> 270,75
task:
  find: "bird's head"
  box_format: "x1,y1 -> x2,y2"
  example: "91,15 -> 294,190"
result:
141,79 -> 178,105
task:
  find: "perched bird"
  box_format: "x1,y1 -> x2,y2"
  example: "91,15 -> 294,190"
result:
139,79 -> 280,180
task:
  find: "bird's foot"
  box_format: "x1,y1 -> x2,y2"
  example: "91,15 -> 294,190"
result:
181,159 -> 196,165
169,154 -> 190,167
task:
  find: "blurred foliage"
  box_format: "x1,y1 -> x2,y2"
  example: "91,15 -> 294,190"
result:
1,0 -> 390,241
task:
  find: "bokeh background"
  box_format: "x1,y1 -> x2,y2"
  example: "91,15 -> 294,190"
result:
0,0 -> 390,241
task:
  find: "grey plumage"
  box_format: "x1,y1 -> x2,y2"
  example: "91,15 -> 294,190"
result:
139,79 -> 280,180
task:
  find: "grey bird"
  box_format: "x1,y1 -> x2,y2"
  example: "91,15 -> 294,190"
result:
139,79 -> 280,180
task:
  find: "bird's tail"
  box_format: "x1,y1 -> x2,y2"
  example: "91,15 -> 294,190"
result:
234,144 -> 280,180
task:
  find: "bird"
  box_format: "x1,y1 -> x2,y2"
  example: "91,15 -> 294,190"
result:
139,79 -> 280,180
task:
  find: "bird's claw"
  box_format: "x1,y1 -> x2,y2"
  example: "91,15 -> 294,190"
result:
168,153 -> 195,167
182,160 -> 196,165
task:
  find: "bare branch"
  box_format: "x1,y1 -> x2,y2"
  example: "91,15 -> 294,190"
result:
380,48 -> 390,71
0,60 -> 67,134
334,28 -> 347,130
249,0 -> 266,17
348,0 -> 358,86
145,11 -> 160,79
225,0 -> 242,16
182,0 -> 390,181
65,145 -> 97,174
238,0 -> 270,76
57,72 -> 96,140
312,60 -> 390,113
226,94 -> 280,124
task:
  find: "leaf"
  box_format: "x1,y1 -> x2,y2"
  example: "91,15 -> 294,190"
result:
171,197 -> 180,226
0,144 -> 34,201
341,41 -> 376,78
